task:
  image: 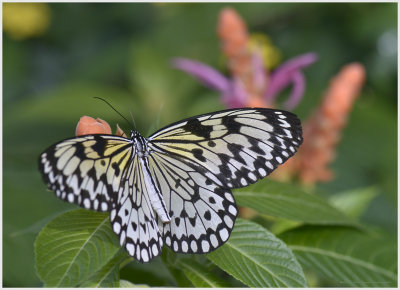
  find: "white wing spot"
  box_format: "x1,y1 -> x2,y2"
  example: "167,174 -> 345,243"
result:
152,244 -> 159,256
224,215 -> 234,228
276,156 -> 283,163
181,240 -> 189,252
166,236 -> 171,246
83,198 -> 90,209
228,205 -> 237,216
219,228 -> 229,242
126,243 -> 135,256
258,167 -> 267,176
224,192 -> 234,202
201,240 -> 210,252
110,209 -> 116,220
120,231 -> 126,244
101,202 -> 108,211
113,222 -> 121,234
141,249 -> 149,262
191,240 -> 198,252
68,193 -> 74,203
248,172 -> 257,181
94,199 -> 99,210
210,234 -> 218,248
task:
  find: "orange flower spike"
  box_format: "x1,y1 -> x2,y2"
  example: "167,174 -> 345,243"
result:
217,7 -> 249,60
217,7 -> 267,107
75,116 -> 112,136
298,63 -> 366,185
217,7 -> 251,78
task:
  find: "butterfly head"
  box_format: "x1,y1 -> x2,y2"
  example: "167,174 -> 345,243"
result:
130,130 -> 140,140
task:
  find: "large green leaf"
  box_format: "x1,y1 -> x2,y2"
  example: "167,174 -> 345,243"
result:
207,218 -> 307,287
178,259 -> 230,287
329,187 -> 379,219
35,209 -> 121,287
119,279 -> 149,287
280,226 -> 397,287
234,179 -> 356,226
81,249 -> 130,287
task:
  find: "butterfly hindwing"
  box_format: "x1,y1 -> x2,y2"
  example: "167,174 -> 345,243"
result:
148,108 -> 303,189
148,151 -> 237,254
110,154 -> 163,262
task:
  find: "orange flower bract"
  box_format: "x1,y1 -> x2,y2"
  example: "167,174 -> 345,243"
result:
75,116 -> 112,136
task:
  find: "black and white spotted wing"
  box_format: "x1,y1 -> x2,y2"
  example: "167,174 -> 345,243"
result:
148,108 -> 303,188
39,134 -> 163,262
39,108 -> 303,263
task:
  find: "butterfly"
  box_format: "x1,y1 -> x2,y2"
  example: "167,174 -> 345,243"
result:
39,108 -> 303,262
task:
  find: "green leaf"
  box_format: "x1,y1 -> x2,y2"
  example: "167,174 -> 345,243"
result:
35,209 -> 121,287
119,279 -> 149,287
329,187 -> 379,219
81,249 -> 130,287
178,259 -> 230,287
160,248 -> 193,287
280,226 -> 397,287
234,179 -> 356,226
207,219 -> 308,287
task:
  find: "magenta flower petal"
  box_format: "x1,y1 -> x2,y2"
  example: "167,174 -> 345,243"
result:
283,71 -> 305,110
265,52 -> 318,107
171,58 -> 230,92
222,76 -> 248,108
251,51 -> 268,93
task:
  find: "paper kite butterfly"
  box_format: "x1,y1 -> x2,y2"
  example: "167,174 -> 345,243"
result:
39,108 -> 303,262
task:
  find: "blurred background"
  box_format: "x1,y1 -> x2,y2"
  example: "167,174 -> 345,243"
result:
3,3 -> 397,287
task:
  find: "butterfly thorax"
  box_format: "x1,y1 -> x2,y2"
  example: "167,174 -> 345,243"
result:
131,130 -> 150,158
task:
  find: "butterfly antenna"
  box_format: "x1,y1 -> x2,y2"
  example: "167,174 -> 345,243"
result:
129,111 -> 137,131
93,97 -> 132,129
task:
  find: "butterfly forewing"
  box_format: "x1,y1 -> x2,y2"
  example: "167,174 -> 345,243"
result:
39,135 -> 132,212
148,108 -> 303,189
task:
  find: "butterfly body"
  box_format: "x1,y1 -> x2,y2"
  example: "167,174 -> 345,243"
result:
39,108 -> 303,262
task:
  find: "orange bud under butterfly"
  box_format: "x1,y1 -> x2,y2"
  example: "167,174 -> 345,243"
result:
75,116 -> 112,136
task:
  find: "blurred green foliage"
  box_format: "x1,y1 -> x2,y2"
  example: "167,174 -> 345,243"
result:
3,3 -> 397,287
